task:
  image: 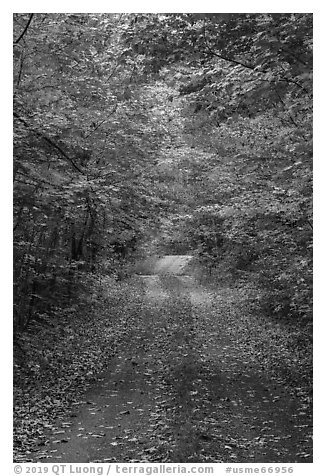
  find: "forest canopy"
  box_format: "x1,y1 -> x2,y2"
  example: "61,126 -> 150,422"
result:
13,13 -> 312,327
13,12 -> 313,464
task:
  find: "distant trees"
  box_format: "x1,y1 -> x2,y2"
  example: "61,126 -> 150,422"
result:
126,13 -> 312,323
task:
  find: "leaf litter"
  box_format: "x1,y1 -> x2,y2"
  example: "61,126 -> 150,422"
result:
14,274 -> 312,463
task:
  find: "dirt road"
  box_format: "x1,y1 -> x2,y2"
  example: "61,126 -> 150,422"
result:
32,256 -> 312,463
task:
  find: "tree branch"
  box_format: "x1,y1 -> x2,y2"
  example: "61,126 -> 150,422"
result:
84,102 -> 118,139
201,20 -> 256,71
14,111 -> 85,174
201,20 -> 310,95
16,52 -> 25,88
14,14 -> 34,45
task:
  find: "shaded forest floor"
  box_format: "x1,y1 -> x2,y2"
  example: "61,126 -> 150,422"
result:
14,257 -> 312,463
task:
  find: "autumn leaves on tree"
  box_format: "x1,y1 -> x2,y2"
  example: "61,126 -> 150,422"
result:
14,13 -> 312,326
13,12 -> 313,464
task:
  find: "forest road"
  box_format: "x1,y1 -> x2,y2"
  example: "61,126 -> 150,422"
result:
150,255 -> 193,275
33,255 -> 312,463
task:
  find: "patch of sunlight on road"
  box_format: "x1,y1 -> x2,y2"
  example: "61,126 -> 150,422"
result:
140,275 -> 169,300
152,255 -> 193,275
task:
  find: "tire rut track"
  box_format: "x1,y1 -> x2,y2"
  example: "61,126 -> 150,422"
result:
31,256 -> 312,463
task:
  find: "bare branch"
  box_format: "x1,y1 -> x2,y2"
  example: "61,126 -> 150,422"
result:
14,14 -> 34,45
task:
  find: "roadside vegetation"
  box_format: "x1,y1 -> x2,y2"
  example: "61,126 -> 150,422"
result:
13,13 -> 312,462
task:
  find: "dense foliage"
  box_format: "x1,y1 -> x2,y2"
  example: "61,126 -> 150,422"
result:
13,13 -> 312,464
13,14 -> 166,328
14,13 -> 312,325
123,13 -> 313,324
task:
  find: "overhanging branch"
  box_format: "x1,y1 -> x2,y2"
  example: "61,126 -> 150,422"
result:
14,14 -> 34,45
14,111 -> 85,175
201,20 -> 310,95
